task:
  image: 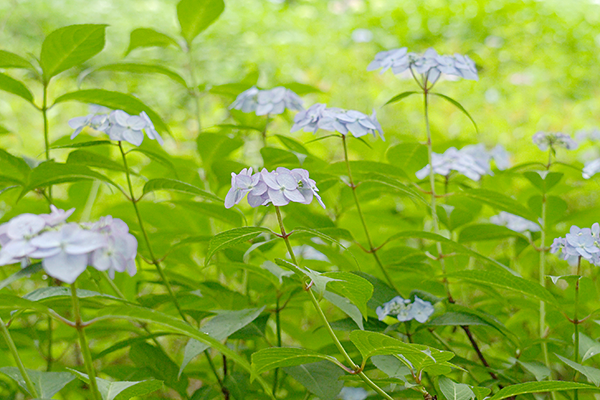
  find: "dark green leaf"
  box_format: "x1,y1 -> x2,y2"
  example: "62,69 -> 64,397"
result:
69,369 -> 163,400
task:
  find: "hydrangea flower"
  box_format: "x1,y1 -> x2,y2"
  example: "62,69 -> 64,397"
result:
376,295 -> 434,323
339,387 -> 369,400
368,47 -> 478,83
532,132 -> 578,151
582,159 -> 600,179
0,207 -> 138,283
225,167 -> 325,209
69,106 -> 163,147
461,143 -> 511,174
291,103 -> 384,140
551,224 -> 600,266
415,147 -> 488,181
490,212 -> 540,233
230,86 -> 303,116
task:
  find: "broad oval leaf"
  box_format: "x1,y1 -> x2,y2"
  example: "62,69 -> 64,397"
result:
54,89 -> 170,134
40,24 -> 107,79
206,227 -> 273,266
386,142 -> 429,175
0,73 -> 34,103
251,348 -> 340,374
125,28 -> 180,55
143,178 -> 220,202
177,0 -> 225,45
0,148 -> 31,184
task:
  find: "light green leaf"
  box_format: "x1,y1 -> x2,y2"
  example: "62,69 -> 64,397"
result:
173,200 -> 243,226
384,91 -> 420,106
206,227 -> 273,266
0,73 -> 34,103
458,224 -> 525,243
448,270 -> 558,307
0,263 -> 42,290
283,361 -> 344,400
143,178 -> 220,202
67,149 -> 128,172
87,63 -> 188,87
555,354 -> 600,386
371,355 -> 411,381
430,92 -> 477,132
0,148 -> 30,184
0,50 -> 35,70
251,347 -> 341,374
0,368 -> 75,398
51,140 -> 113,149
180,307 -> 264,376
523,171 -> 563,194
456,188 -> 539,224
438,376 -> 476,400
129,342 -> 187,395
487,381 -> 600,400
54,89 -> 170,134
386,142 -> 429,175
125,28 -> 180,55
127,147 -> 179,177
516,360 -> 551,381
69,369 -> 163,400
579,333 -> 600,363
177,0 -> 225,45
40,24 -> 107,79
323,271 -> 373,317
323,291 -> 364,330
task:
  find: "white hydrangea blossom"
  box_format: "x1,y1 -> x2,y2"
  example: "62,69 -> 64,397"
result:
230,86 -> 303,116
490,212 -> 540,233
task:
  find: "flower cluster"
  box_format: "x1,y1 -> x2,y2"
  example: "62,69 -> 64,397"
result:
367,47 -> 478,83
532,132 -> 578,151
376,295 -> 434,323
339,387 -> 369,400
0,206 -> 137,283
225,167 -> 325,209
291,103 -> 384,140
550,224 -> 600,265
583,159 -> 600,179
490,212 -> 540,233
69,105 -> 164,147
230,86 -> 303,116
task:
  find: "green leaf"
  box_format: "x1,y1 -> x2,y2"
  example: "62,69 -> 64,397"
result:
0,50 -> 35,70
0,148 -> 31,184
0,73 -> 34,103
129,342 -> 187,395
456,188 -> 539,223
97,305 -> 274,397
180,307 -> 264,376
555,354 -> 600,386
275,134 -> 309,155
206,227 -> 273,266
174,200 -> 243,226
67,149 -> 128,172
386,142 -> 429,175
487,381 -> 600,400
323,291 -> 364,330
177,0 -> 225,45
523,171 -> 563,194
528,195 -> 567,224
430,93 -> 478,132
69,370 -> 163,400
384,91 -> 419,106
447,270 -> 558,306
251,347 -> 341,374
458,224 -> 524,243
143,178 -> 220,202
51,140 -> 113,149
0,263 -> 42,290
0,124 -> 10,135
54,89 -> 170,134
0,368 -> 75,398
127,147 -> 179,177
283,361 -> 344,400
371,355 -> 411,381
125,28 -> 180,55
516,360 -> 551,381
87,63 -> 188,87
579,333 -> 600,363
323,271 -> 373,317
40,24 -> 107,79
438,376 -> 476,400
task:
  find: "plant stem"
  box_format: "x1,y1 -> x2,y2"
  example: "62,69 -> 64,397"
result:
262,115 -> 271,147
272,292 -> 282,396
187,45 -> 202,132
539,151 -> 552,381
42,82 -> 50,161
274,207 -> 394,400
0,316 -> 39,398
118,142 -> 187,322
341,135 -> 399,293
422,89 -> 451,301
70,282 -> 101,400
574,256 -> 582,400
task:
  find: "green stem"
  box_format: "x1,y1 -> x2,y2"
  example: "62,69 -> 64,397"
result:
118,142 -> 187,322
0,316 -> 39,398
262,115 -> 271,147
274,208 -> 393,400
539,150 -> 553,383
341,135 -> 399,293
42,82 -> 52,204
187,45 -> 202,133
422,90 -> 451,301
70,282 -> 101,400
574,256 -> 582,400
272,292 -> 282,396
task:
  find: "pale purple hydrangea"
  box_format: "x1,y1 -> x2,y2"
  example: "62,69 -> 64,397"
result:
230,86 -> 303,116
291,103 -> 384,140
415,147 -> 488,181
490,212 -> 540,233
225,167 -> 325,209
0,208 -> 137,283
368,47 -> 478,84
69,106 -> 163,147
551,224 -> 600,266
532,132 -> 578,151
339,387 -> 369,400
583,159 -> 600,179
461,143 -> 511,175
376,295 -> 434,323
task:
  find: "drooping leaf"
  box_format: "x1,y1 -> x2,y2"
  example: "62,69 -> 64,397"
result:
67,149 -> 128,172
251,347 -> 341,374
579,333 -> 600,363
0,367 -> 75,398
323,271 -> 373,317
455,188 -> 539,223
127,147 -> 179,177
458,224 -> 524,243
0,263 -> 42,290
487,381 -> 600,400
54,89 -> 170,134
371,355 -> 412,381
384,91 -> 420,106
438,376 -> 476,400
0,50 -> 35,70
125,28 -> 180,55
323,291 -> 364,330
69,369 -> 163,400
283,361 -> 344,400
205,227 -> 273,266
87,63 -> 188,87
516,360 -> 551,381
177,0 -> 225,45
430,92 -> 478,132
143,178 -> 220,202
0,73 -> 34,103
129,342 -> 187,395
555,354 -> 600,386
40,24 -> 107,79
0,148 -> 31,184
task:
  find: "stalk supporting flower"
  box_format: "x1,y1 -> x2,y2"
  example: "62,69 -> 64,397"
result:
0,317 -> 40,398
70,281 -> 101,400
341,135 -> 398,293
274,207 -> 394,400
574,256 -> 582,400
118,142 -> 187,322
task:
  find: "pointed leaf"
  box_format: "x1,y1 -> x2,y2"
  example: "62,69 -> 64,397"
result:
251,348 -> 341,374
579,333 -> 600,363
0,50 -> 35,70
69,370 -> 163,400
143,178 -> 220,201
125,28 -> 180,55
384,91 -> 419,106
206,227 -> 273,266
177,0 -> 225,45
430,92 -> 477,132
67,149 -> 128,172
0,263 -> 42,290
323,271 -> 373,317
487,381 -> 600,400
555,354 -> 600,386
0,73 -> 34,103
87,63 -> 188,87
323,291 -> 364,330
456,189 -> 539,224
438,376 -> 476,400
283,361 -> 344,400
0,368 -> 75,398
